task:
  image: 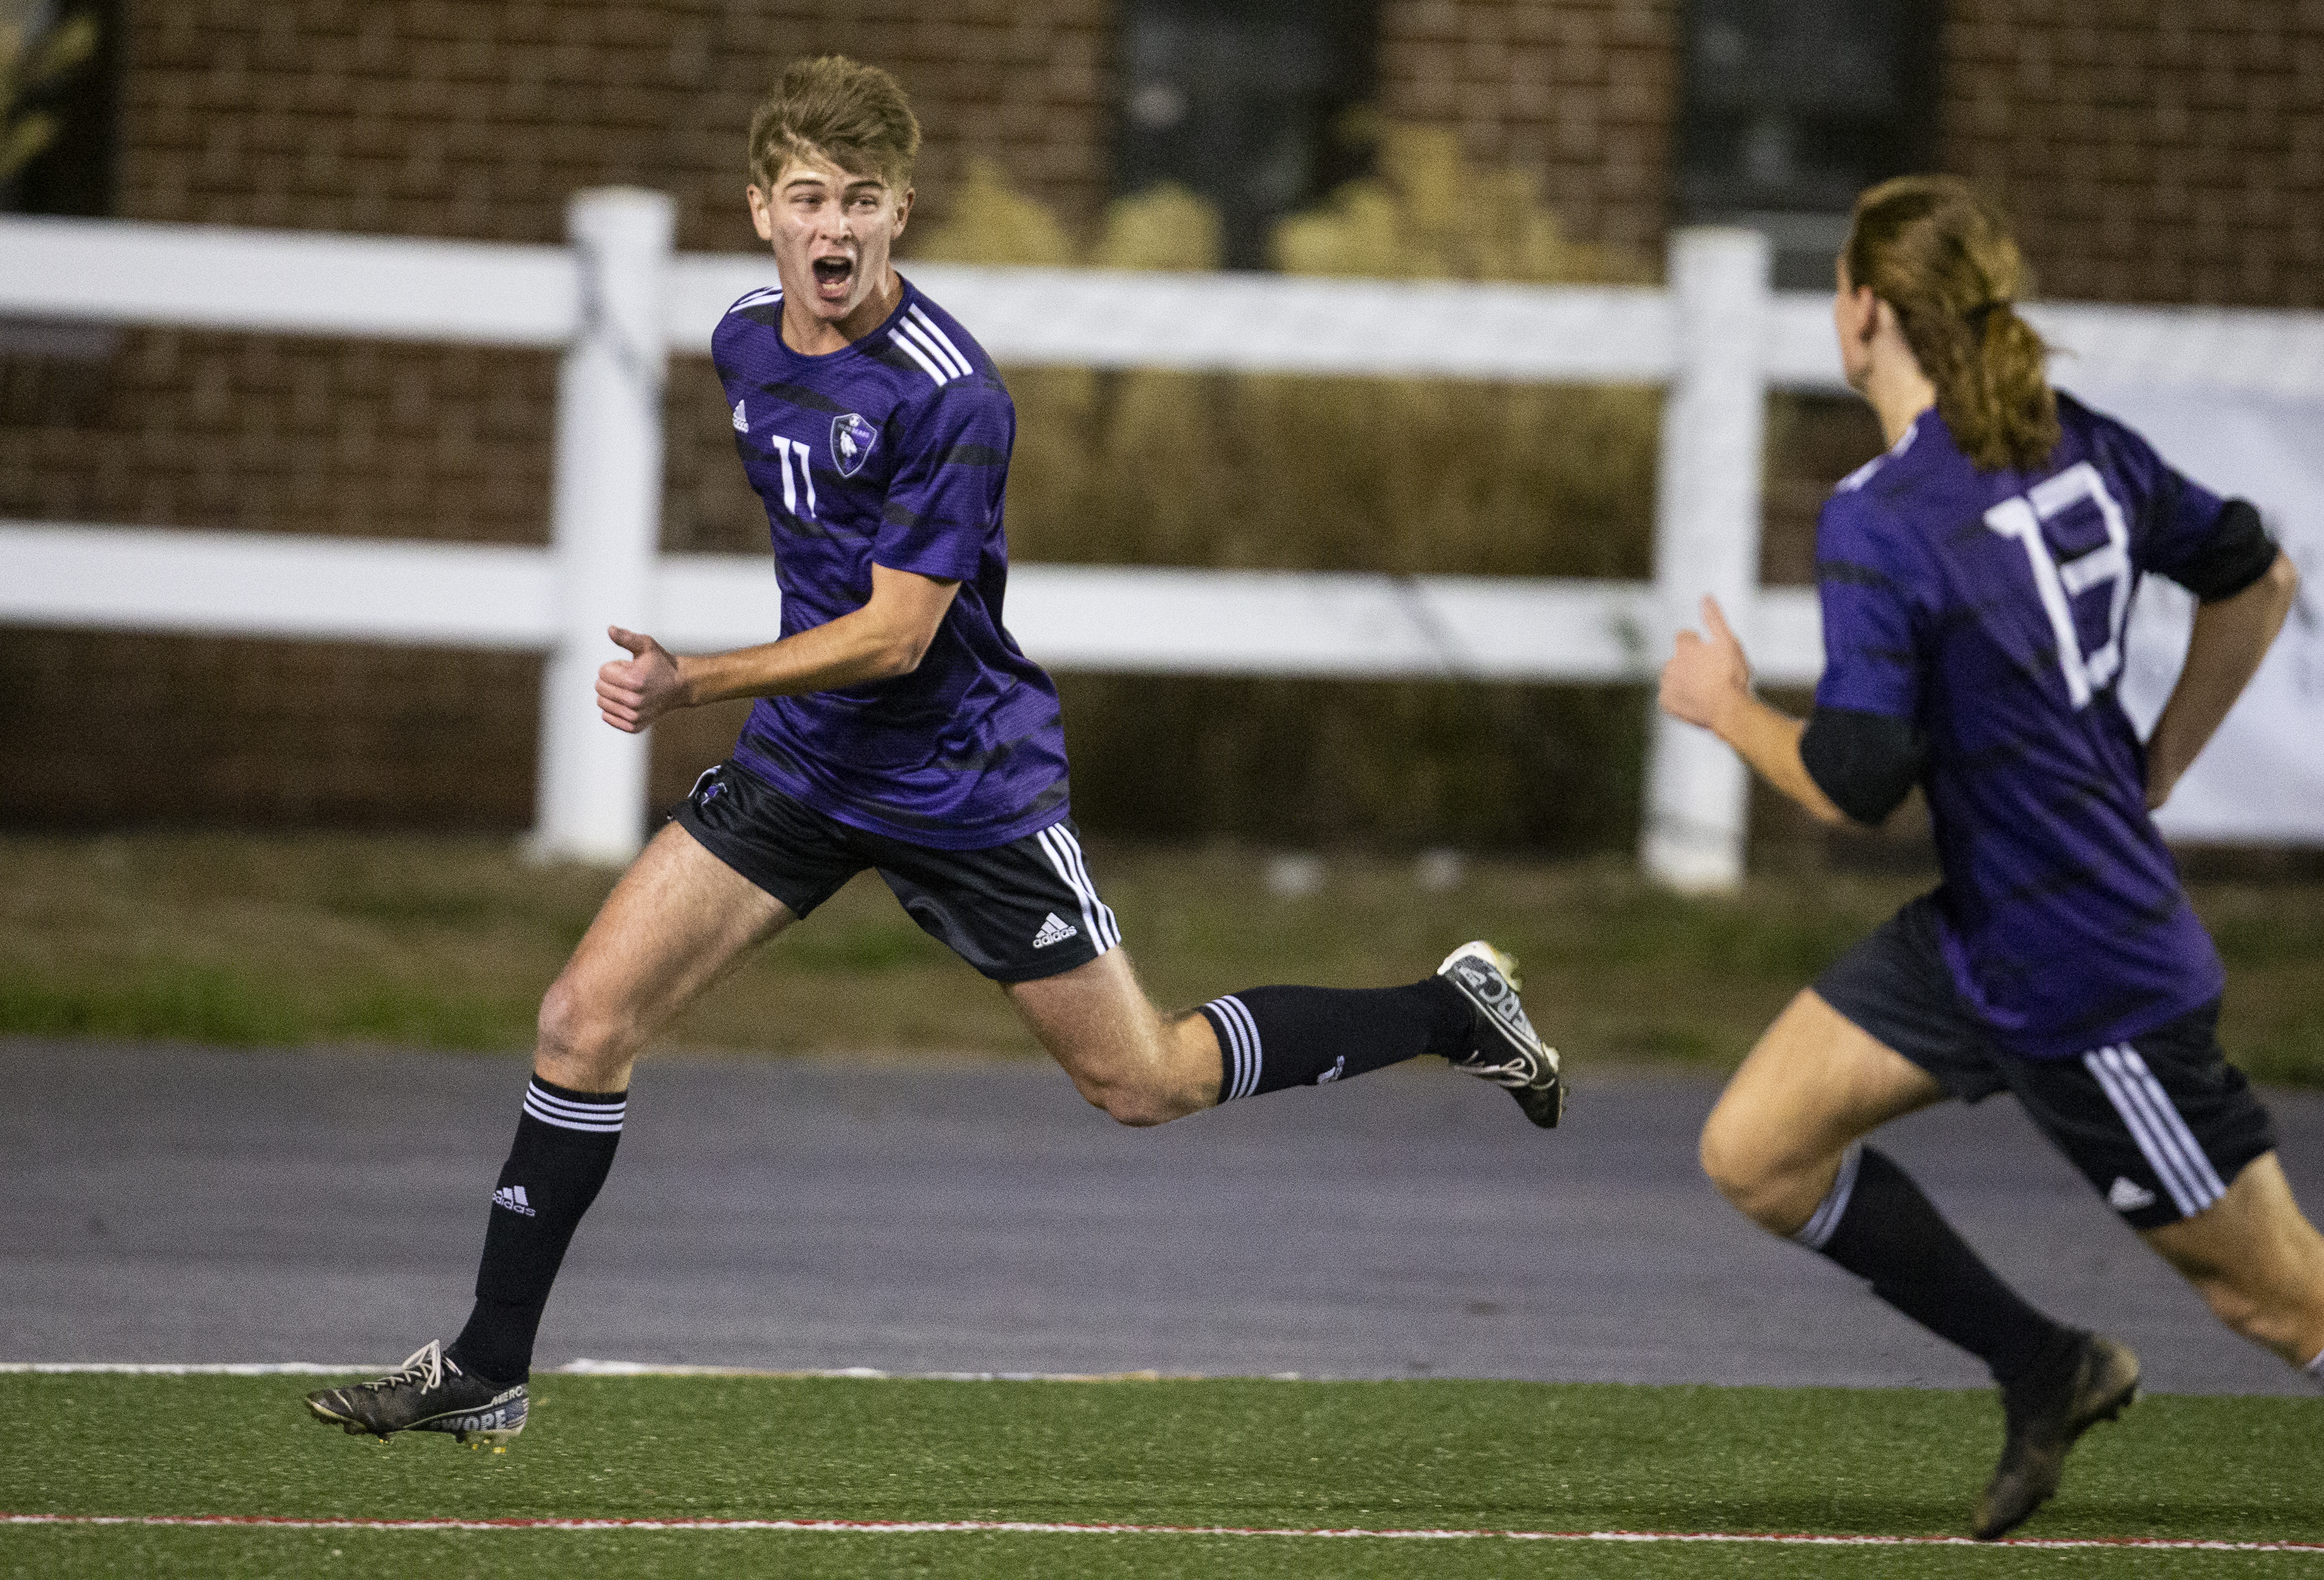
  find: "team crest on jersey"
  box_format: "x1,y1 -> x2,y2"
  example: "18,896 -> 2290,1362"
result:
830,413 -> 877,477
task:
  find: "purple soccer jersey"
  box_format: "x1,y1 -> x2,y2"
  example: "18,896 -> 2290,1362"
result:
709,277 -> 1070,849
1813,394 -> 2235,1059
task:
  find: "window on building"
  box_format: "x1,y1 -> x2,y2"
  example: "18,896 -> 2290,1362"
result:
1675,0 -> 1942,288
1114,0 -> 1377,271
2,0 -> 119,218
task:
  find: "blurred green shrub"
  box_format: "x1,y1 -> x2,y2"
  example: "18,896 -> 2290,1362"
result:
913,132 -> 1663,853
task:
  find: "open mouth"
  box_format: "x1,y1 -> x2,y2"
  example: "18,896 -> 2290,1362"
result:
811,256 -> 854,292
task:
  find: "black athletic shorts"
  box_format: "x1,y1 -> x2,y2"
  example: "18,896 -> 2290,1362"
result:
673,760 -> 1121,984
1814,894 -> 2275,1231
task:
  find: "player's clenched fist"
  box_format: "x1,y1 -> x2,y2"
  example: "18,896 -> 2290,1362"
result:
596,625 -> 687,733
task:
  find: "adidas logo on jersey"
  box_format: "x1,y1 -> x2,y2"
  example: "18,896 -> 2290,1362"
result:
492,1184 -> 537,1217
2106,1176 -> 2157,1212
731,399 -> 748,432
1031,912 -> 1078,948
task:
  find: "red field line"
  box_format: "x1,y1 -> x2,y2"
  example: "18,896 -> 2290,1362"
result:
6,1513 -> 2321,1551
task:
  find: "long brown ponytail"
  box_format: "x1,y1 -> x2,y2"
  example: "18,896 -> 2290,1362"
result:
1843,175 -> 2059,473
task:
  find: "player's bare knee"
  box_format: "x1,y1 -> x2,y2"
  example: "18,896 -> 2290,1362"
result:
534,978 -> 630,1087
1700,1121 -> 1820,1234
1698,1111 -> 1768,1205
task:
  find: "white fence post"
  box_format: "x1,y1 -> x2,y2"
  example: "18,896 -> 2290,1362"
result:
1640,227 -> 1773,893
530,188 -> 674,865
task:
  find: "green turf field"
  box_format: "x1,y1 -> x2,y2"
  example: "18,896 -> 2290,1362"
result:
1,1374 -> 2316,1577
6,834 -> 2323,1082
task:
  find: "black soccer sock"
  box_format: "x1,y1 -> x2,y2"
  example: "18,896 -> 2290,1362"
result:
444,1077 -> 626,1385
1798,1143 -> 2081,1388
1201,979 -> 1471,1101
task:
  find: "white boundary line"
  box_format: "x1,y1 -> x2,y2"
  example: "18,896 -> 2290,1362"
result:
4,1512 -> 2319,1552
0,1362 -> 1252,1381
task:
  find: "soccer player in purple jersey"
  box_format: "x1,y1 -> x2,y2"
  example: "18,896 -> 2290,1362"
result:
1658,175 -> 2321,1540
304,56 -> 1561,1450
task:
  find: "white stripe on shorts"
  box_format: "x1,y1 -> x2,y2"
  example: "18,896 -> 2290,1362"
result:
1049,825 -> 1119,948
1035,825 -> 1119,953
2082,1042 -> 2225,1218
1205,994 -> 1263,1101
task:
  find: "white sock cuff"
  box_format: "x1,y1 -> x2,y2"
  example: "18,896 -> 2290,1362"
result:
1204,995 -> 1262,1102
1792,1143 -> 1864,1253
2304,1347 -> 2324,1385
523,1077 -> 627,1134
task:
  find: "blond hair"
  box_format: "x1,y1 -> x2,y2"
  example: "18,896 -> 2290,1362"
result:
748,56 -> 920,192
1844,175 -> 2059,473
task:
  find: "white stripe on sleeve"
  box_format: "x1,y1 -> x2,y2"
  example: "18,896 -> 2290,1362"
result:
896,317 -> 961,385
906,306 -> 975,380
889,327 -> 951,386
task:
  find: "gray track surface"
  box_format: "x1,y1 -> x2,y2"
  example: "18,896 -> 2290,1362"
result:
6,1039 -> 2320,1395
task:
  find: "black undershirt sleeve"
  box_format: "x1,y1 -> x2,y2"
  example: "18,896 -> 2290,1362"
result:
1799,707 -> 1924,827
2166,498 -> 2279,603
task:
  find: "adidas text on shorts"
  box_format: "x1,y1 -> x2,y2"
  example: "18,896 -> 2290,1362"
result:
674,760 -> 1120,984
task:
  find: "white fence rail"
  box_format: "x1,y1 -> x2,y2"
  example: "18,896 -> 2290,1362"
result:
5,196 -> 2320,876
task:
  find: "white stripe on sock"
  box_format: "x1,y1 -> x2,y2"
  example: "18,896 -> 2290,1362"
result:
2305,1348 -> 2324,1385
1792,1142 -> 1863,1251
524,1082 -> 626,1134
1206,995 -> 1261,1101
1203,998 -> 1240,1100
525,1096 -> 625,1123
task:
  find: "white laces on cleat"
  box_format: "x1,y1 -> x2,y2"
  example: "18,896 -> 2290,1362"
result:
368,1341 -> 446,1393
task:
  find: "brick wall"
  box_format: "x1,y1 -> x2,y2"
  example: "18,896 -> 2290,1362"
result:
1377,0 -> 1680,259
6,1 -> 2320,835
124,0 -> 1113,249
1377,0 -> 2324,306
1945,0 -> 2324,310
1,0 -> 1107,827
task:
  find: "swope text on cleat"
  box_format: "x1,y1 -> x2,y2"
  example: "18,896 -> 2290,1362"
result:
301,1340 -> 528,1447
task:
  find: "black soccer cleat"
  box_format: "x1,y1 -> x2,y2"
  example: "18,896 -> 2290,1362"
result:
1436,941 -> 1563,1128
304,1341 -> 528,1452
1971,1331 -> 2139,1540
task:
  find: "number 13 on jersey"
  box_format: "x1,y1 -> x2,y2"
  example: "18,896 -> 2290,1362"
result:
1984,462 -> 2134,710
